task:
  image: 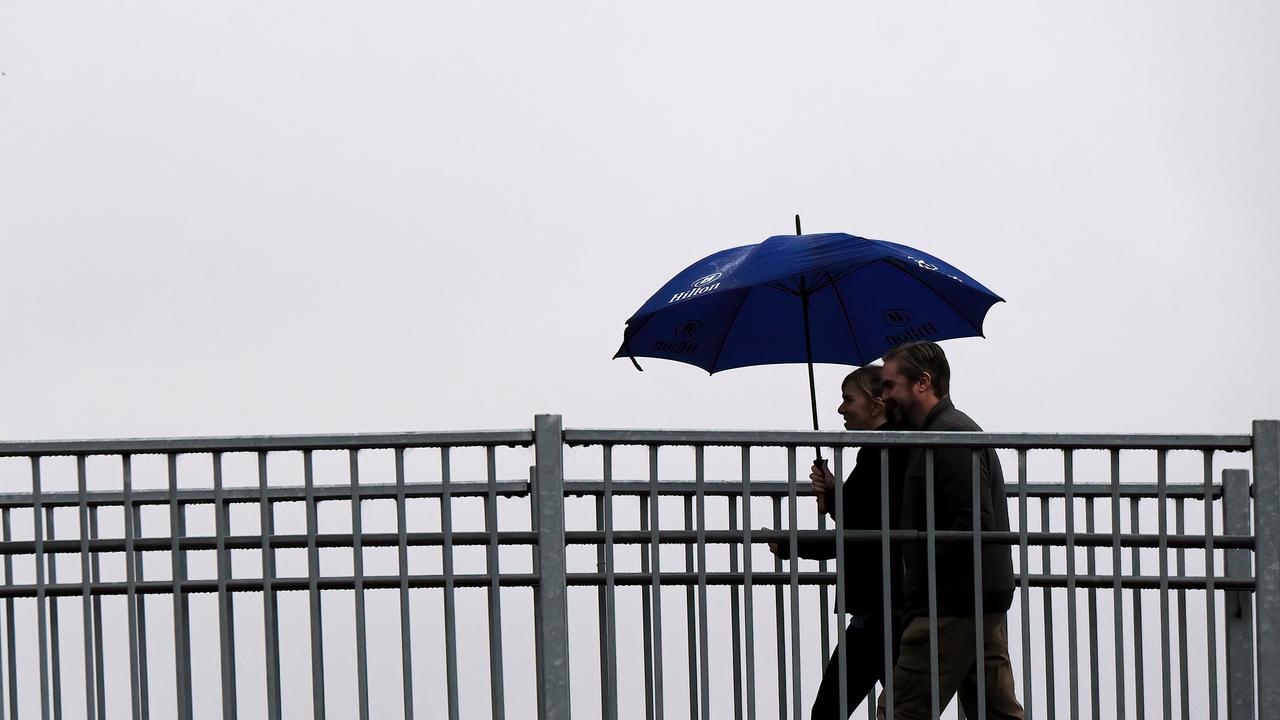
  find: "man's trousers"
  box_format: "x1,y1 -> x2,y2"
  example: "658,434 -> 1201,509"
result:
877,613 -> 1024,720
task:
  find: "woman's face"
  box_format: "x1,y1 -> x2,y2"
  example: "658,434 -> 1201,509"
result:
837,382 -> 885,431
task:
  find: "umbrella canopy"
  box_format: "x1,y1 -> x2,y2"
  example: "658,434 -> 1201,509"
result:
615,232 -> 1002,373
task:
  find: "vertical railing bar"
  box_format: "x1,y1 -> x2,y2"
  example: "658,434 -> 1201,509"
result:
0,498 -> 17,720
819,450 -> 829,707
1221,469 -> 1255,720
89,508 -> 106,720
1159,450 -> 1173,720
834,446 -> 848,720
639,488 -> 655,720
741,447 -> 756,720
440,448 -> 461,720
817,483 -> 830,671
258,452 -> 282,720
44,504 -> 62,717
1202,451 -> 1219,720
0,508 -> 6,720
76,457 -> 97,720
695,446 -> 711,720
683,496 -> 699,720
1253,420 -> 1280,720
879,447 -> 895,718
728,493 -> 744,720
212,453 -> 238,720
167,455 -> 193,720
1018,450 -> 1032,720
122,456 -> 142,720
177,472 -> 194,720
1130,496 -> 1146,719
485,446 -> 506,720
1041,494 -> 1057,720
1085,496 -> 1100,720
44,505 -> 63,720
786,447 -> 802,720
1176,498 -> 1190,720
131,499 -> 150,720
395,448 -> 417,720
31,457 -> 52,720
970,450 -> 987,720
772,496 -> 787,720
649,445 -> 665,720
349,450 -> 371,720
531,415 -> 571,719
599,445 -> 617,720
1063,450 -> 1077,720
597,457 -> 613,720
2,508 -> 16,720
1110,449 -> 1126,720
925,449 -> 941,720
301,451 -> 323,720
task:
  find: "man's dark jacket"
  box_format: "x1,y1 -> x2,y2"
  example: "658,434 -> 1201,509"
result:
899,396 -> 1015,621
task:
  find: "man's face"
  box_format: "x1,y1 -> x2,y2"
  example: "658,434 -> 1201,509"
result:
880,358 -> 919,427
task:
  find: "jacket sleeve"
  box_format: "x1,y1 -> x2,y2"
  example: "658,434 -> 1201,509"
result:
802,451 -> 874,561
773,533 -> 838,561
795,536 -> 838,561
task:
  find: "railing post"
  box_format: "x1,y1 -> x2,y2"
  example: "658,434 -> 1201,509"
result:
1253,420 -> 1280,720
533,414 -> 571,720
1223,469 -> 1255,720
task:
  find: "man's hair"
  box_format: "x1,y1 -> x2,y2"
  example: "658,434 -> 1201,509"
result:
882,341 -> 950,397
842,365 -> 883,400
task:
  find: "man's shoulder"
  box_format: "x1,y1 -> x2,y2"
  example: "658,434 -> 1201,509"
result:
928,405 -> 984,433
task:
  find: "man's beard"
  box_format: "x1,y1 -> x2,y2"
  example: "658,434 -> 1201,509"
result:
885,402 -> 905,424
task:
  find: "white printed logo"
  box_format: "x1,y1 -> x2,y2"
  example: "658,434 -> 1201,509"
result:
669,272 -> 723,304
905,255 -> 964,284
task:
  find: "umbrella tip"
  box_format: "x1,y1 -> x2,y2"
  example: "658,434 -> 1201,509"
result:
794,214 -> 802,235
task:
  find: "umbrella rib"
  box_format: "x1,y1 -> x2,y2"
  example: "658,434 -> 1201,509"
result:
825,270 -> 867,365
829,264 -> 863,285
793,262 -> 863,297
706,287 -> 755,374
880,258 -> 988,337
807,271 -> 839,295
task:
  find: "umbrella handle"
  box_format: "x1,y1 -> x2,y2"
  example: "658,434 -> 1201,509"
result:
812,454 -> 830,518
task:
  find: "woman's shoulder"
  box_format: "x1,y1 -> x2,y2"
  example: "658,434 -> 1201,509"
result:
854,422 -> 911,455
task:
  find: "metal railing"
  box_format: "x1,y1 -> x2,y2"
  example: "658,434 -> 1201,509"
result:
0,417 -> 1275,719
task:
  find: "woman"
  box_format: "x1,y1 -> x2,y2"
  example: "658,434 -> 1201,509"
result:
769,365 -> 907,719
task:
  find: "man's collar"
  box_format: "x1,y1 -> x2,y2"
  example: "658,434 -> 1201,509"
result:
919,395 -> 954,430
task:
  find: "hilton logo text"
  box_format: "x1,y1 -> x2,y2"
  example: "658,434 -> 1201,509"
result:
884,321 -> 939,347
668,272 -> 722,304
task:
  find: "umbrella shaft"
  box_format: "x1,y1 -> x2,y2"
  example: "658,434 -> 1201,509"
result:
800,288 -> 823,463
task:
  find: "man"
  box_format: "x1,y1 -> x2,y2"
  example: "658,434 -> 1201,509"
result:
876,342 -> 1023,720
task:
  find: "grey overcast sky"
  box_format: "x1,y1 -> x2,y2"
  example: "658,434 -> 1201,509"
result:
2,1 -> 1278,440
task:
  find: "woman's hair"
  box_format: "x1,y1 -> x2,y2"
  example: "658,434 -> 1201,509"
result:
842,364 -> 883,400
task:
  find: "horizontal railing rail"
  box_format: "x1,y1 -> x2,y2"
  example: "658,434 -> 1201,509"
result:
0,429 -> 534,457
564,428 -> 1255,450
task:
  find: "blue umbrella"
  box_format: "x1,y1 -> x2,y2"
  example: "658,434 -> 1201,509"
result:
614,223 -> 1002,432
